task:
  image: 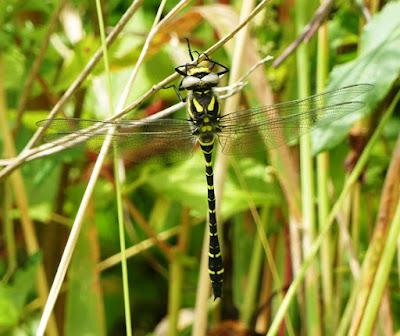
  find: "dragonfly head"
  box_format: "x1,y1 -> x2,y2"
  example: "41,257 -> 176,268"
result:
175,39 -> 229,92
181,72 -> 219,90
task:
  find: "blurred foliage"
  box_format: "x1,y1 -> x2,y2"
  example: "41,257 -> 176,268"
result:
0,0 -> 399,335
0,253 -> 41,334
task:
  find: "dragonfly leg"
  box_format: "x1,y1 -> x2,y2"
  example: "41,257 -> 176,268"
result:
164,84 -> 186,103
204,55 -> 230,76
175,64 -> 189,76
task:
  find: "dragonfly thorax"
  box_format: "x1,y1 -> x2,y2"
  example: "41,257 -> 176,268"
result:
188,90 -> 220,117
188,90 -> 221,140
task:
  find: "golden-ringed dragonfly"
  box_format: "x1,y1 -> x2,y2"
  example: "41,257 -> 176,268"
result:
37,40 -> 373,300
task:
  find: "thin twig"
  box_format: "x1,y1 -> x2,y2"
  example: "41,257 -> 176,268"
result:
272,0 -> 334,68
215,55 -> 273,98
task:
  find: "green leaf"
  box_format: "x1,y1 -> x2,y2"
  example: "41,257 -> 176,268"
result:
56,35 -> 101,92
0,253 -> 42,329
10,253 -> 42,311
148,197 -> 172,231
146,155 -> 208,216
4,47 -> 25,91
312,1 -> 400,153
0,287 -> 20,328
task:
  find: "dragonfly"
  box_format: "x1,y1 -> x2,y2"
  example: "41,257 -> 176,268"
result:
37,40 -> 373,299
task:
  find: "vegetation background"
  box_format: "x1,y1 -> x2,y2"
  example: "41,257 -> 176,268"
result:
0,0 -> 399,335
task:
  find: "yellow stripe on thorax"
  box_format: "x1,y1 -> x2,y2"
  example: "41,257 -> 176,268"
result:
192,98 -> 203,112
207,96 -> 216,111
187,67 -> 210,75
187,99 -> 194,118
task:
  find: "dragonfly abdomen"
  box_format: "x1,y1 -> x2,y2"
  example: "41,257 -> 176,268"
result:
200,140 -> 224,299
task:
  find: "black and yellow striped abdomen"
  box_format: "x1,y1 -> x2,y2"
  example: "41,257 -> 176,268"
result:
200,139 -> 224,299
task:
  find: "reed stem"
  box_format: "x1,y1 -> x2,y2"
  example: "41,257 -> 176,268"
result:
295,0 -> 321,334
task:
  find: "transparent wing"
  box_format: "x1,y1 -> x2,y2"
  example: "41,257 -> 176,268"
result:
37,118 -> 197,163
217,84 -> 373,154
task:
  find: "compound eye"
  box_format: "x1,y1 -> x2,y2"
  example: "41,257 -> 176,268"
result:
202,72 -> 219,85
181,76 -> 201,89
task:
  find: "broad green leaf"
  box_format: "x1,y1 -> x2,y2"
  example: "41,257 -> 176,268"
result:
312,1 -> 400,153
146,154 -> 207,216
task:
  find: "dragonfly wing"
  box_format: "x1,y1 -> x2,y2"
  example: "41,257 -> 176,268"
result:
217,84 -> 373,155
37,118 -> 197,163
